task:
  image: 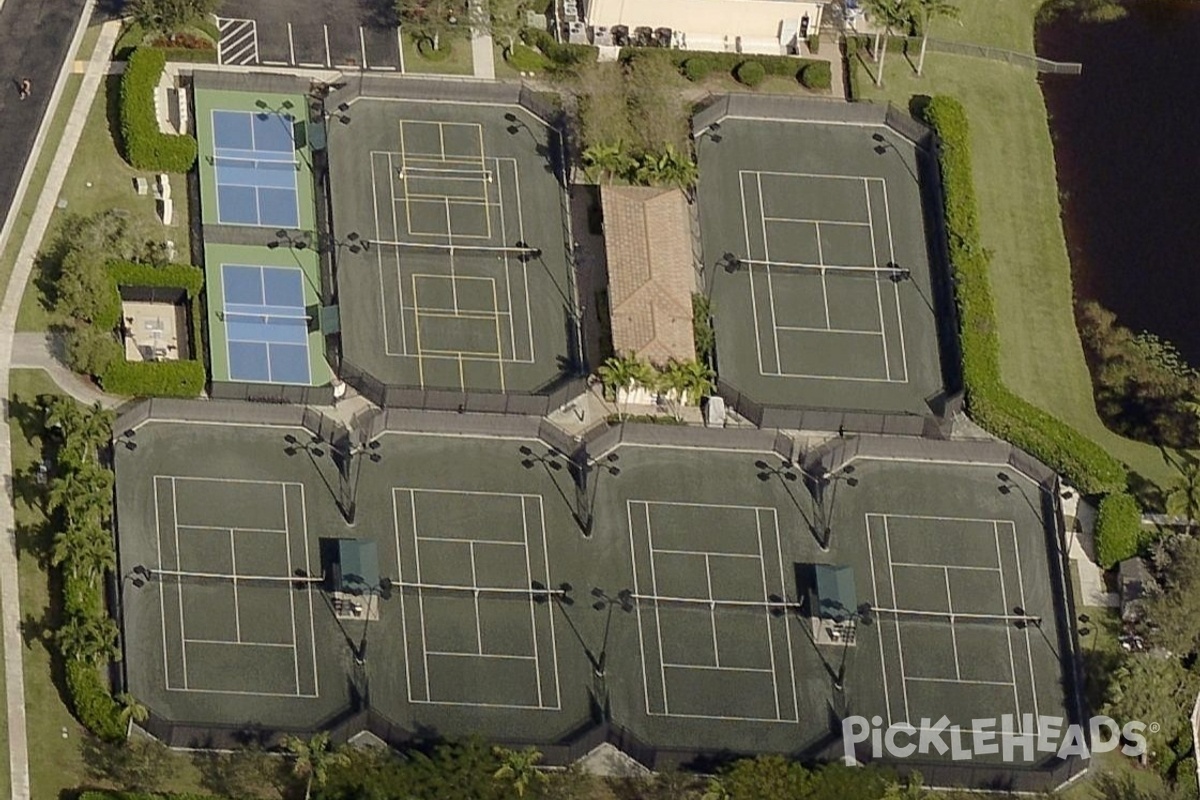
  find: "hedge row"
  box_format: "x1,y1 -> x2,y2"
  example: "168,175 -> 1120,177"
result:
1095,492 -> 1142,569
101,359 -> 206,397
119,48 -> 197,173
66,660 -> 125,741
921,96 -> 1125,495
109,260 -> 204,294
620,47 -> 830,90
520,27 -> 598,69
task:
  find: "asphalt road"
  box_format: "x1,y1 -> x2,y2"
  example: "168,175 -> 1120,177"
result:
216,0 -> 403,70
0,0 -> 89,232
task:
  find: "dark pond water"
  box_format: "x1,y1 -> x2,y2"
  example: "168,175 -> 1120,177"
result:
1037,0 -> 1200,363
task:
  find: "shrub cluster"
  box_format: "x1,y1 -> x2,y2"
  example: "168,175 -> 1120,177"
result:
119,48 -> 197,173
504,42 -> 550,73
921,95 -> 1125,495
844,35 -> 868,101
101,359 -> 206,397
43,397 -> 126,741
626,48 -> 830,91
520,27 -> 598,72
1095,492 -> 1142,569
736,60 -> 766,87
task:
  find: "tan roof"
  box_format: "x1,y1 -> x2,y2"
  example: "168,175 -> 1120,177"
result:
586,0 -> 824,46
601,186 -> 697,366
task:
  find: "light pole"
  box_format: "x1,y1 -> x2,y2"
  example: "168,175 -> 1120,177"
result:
570,451 -> 620,537
284,433 -> 382,525
806,465 -> 859,552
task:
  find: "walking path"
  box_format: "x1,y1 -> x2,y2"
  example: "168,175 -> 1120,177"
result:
469,0 -> 495,79
11,333 -> 123,408
0,17 -> 118,800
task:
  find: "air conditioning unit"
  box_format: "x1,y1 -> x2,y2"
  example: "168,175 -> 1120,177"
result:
593,24 -> 612,46
563,0 -> 579,21
568,20 -> 589,43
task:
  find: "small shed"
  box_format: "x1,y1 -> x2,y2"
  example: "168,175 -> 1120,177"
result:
810,564 -> 860,646
324,538 -> 381,621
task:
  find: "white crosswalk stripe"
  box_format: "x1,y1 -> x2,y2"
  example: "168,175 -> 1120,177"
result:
216,17 -> 259,66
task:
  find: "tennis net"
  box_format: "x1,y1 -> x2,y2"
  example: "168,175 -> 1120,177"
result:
140,567 -> 322,591
726,256 -> 913,282
397,163 -> 493,184
868,606 -> 1042,629
369,239 -> 543,261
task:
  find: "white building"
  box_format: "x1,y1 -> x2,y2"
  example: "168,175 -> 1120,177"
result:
583,0 -> 825,55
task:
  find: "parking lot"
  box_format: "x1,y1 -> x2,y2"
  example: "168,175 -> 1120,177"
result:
216,0 -> 404,70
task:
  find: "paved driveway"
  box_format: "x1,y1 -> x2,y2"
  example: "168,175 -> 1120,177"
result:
0,0 -> 90,226
216,0 -> 403,70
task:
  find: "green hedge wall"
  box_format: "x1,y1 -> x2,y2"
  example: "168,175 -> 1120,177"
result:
625,47 -> 827,89
119,48 -> 197,173
521,27 -> 598,69
66,660 -> 125,741
921,96 -> 1125,495
1095,492 -> 1142,569
101,359 -> 206,397
109,260 -> 203,294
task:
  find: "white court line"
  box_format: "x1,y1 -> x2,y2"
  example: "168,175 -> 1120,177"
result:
176,523 -> 288,535
882,515 -> 912,723
994,520 -> 1022,716
891,561 -> 1001,572
167,686 -> 312,698
773,507 -> 800,723
876,511 -> 1017,525
536,496 -> 562,709
906,676 -> 1016,687
469,542 -> 483,653
183,638 -> 294,649
1010,520 -> 1040,721
520,497 -> 543,707
945,567 -> 960,680
740,172 -> 767,376
763,216 -> 872,227
865,177 -> 892,381
865,514 -> 893,725
511,159 -> 536,362
775,325 -> 880,335
756,173 -> 783,375
495,158 -> 519,358
416,535 -> 524,547
371,151 -> 398,356
401,310 -> 500,323
756,509 -> 781,719
627,501 -> 653,716
814,222 -> 831,328
393,490 -> 416,703
645,502 -> 670,714
171,478 -> 188,690
283,485 -> 300,694
880,178 -> 910,383
703,554 -> 720,667
299,484 -> 319,698
426,651 -> 536,661
286,22 -> 295,64
153,478 -> 171,690
360,26 -> 367,67
662,663 -> 775,674
229,528 -> 241,642
652,547 -> 761,559
411,491 -> 433,701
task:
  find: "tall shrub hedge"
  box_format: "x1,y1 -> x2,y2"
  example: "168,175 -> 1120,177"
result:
1095,492 -> 1142,569
101,359 -> 206,397
921,95 -> 1125,495
622,47 -> 828,90
119,48 -> 197,173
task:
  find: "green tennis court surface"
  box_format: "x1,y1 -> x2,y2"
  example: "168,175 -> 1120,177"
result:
115,417 -> 1074,764
327,96 -> 575,393
696,117 -> 950,414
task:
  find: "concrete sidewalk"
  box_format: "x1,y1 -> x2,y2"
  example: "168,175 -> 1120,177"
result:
0,17 -> 120,800
11,332 -> 124,409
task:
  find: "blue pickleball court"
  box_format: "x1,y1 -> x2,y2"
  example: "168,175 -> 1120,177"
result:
221,264 -> 312,384
212,110 -> 300,228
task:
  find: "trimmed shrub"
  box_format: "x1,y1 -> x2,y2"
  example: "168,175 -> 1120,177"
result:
505,43 -> 550,72
109,260 -> 203,294
63,324 -> 121,377
683,57 -> 714,82
101,359 -> 206,397
65,660 -> 125,741
620,46 -> 822,86
1095,492 -> 1142,569
119,48 -> 197,172
735,60 -> 766,87
921,95 -> 1125,495
800,60 -> 832,90
844,36 -> 867,101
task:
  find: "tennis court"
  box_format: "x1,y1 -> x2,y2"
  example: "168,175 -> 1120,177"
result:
328,94 -> 575,393
203,242 -> 333,386
696,115 -> 949,414
195,88 -> 317,232
114,413 -> 1075,770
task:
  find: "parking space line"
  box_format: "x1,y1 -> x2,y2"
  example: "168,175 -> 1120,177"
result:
324,24 -> 332,67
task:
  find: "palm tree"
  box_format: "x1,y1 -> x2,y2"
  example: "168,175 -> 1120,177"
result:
862,0 -> 914,87
634,144 -> 699,190
492,746 -> 547,798
582,141 -> 635,185
49,462 -> 113,524
702,777 -> 730,800
116,692 -> 149,730
597,354 -> 654,420
910,0 -> 959,75
283,732 -> 350,800
52,519 -> 115,580
55,613 -> 120,665
657,361 -> 692,421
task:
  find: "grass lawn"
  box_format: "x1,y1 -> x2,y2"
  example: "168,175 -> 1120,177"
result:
17,64 -> 193,332
854,0 -> 1175,489
400,30 -> 475,75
